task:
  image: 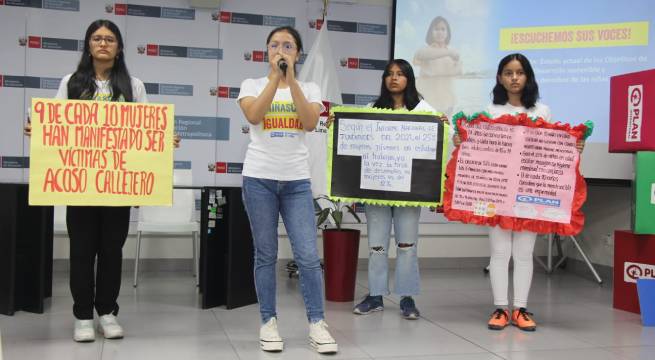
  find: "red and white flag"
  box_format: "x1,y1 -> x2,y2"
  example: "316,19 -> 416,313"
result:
298,23 -> 342,197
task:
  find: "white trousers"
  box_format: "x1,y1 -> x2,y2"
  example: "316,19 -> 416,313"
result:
489,226 -> 537,308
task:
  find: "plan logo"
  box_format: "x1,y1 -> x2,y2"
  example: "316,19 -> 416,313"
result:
515,195 -> 560,207
624,261 -> 655,283
626,84 -> 643,142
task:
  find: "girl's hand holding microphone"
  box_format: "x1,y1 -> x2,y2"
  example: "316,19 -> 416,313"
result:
269,41 -> 296,82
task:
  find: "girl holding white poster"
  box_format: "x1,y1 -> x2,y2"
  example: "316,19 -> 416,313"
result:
454,53 -> 584,332
24,19 -> 179,343
236,26 -> 337,354
340,60 -> 442,320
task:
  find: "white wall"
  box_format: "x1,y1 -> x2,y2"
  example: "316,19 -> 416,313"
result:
567,184 -> 632,267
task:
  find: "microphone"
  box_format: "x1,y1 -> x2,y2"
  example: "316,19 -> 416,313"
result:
277,58 -> 288,75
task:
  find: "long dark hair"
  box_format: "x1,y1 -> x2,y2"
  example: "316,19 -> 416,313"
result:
266,26 -> 303,74
373,59 -> 422,110
425,16 -> 451,45
492,53 -> 539,109
67,19 -> 133,102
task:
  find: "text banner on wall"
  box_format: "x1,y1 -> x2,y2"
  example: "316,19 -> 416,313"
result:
443,112 -> 593,235
328,106 -> 448,207
28,98 -> 174,206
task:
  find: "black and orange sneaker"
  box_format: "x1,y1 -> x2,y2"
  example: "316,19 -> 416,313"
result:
511,308 -> 537,331
487,308 -> 509,330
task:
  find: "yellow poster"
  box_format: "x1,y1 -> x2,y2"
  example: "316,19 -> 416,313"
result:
28,98 -> 175,206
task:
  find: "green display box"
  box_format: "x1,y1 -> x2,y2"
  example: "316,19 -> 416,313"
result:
633,152 -> 655,234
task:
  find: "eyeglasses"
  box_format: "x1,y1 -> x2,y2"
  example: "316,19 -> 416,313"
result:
91,36 -> 117,45
267,42 -> 296,52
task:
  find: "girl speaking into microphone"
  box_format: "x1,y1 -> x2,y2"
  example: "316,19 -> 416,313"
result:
237,26 -> 338,354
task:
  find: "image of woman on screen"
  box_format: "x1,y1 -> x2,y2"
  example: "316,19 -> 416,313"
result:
236,25 -> 337,354
413,16 -> 461,117
453,53 -> 584,332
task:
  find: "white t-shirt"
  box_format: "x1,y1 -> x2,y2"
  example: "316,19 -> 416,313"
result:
237,77 -> 323,181
412,99 -> 437,112
55,73 -> 148,103
486,102 -> 551,122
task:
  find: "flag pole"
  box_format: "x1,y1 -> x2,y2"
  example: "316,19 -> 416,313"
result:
323,0 -> 328,21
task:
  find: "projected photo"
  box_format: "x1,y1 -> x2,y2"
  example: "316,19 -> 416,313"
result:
394,0 -> 654,179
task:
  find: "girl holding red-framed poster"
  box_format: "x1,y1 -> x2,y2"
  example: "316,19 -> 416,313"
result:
450,54 -> 586,332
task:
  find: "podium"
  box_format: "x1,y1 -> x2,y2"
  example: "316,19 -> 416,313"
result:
0,183 -> 53,315
613,230 -> 655,314
633,152 -> 655,234
199,187 -> 257,309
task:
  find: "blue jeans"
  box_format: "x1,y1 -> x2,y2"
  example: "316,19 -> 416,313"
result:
242,176 -> 324,323
365,205 -> 421,296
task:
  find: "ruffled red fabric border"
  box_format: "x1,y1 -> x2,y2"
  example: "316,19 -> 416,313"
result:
443,113 -> 588,235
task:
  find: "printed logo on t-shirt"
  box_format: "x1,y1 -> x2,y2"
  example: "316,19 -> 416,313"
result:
263,101 -> 302,138
95,93 -> 113,101
93,90 -> 125,102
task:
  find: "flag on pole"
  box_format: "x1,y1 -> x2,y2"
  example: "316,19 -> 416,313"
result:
298,22 -> 342,198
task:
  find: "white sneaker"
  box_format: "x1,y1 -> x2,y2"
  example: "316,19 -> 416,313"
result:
73,319 -> 95,342
309,320 -> 338,354
259,317 -> 283,352
98,314 -> 124,339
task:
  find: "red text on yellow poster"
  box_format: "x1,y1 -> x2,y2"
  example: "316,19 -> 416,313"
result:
28,98 -> 174,206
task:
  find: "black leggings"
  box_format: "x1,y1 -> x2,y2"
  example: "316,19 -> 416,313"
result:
66,206 -> 130,320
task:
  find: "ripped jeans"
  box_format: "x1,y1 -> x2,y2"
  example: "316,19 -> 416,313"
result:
365,205 -> 421,296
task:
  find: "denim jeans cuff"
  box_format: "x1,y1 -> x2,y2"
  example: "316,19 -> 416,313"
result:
369,290 -> 390,296
308,315 -> 325,324
261,314 -> 277,324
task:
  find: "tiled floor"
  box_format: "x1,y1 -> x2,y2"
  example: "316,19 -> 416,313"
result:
1,267 -> 654,360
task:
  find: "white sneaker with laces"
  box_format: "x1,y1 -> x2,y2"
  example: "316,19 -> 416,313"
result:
259,317 -> 283,352
73,319 -> 95,342
98,314 -> 124,339
309,320 -> 338,354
